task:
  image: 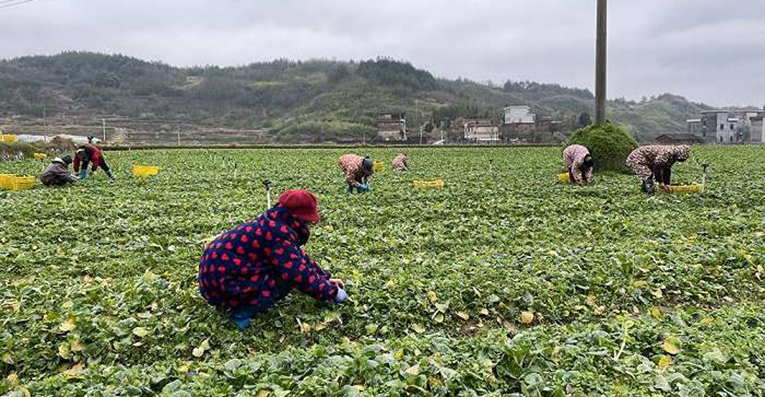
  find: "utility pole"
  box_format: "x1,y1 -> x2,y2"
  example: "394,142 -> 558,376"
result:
102,119 -> 107,142
43,104 -> 47,142
177,124 -> 181,146
595,0 -> 608,125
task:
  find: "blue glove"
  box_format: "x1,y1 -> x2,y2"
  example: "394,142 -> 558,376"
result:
335,289 -> 348,303
356,184 -> 369,193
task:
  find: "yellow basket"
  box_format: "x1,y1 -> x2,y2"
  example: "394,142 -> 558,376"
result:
413,179 -> 445,188
668,185 -> 704,194
0,174 -> 17,189
1,134 -> 18,143
558,173 -> 571,183
133,165 -> 159,177
34,153 -> 48,160
373,161 -> 385,172
9,176 -> 35,191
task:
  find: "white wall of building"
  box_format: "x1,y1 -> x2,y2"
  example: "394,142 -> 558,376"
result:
714,113 -> 734,143
504,106 -> 535,124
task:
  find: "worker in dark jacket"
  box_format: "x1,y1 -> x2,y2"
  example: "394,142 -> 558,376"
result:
626,145 -> 690,193
74,144 -> 114,181
198,189 -> 347,329
40,155 -> 78,186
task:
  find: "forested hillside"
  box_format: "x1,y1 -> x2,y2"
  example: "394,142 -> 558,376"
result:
0,52 -> 712,142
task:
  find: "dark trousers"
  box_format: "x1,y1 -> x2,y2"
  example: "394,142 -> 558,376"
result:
230,281 -> 294,321
81,159 -> 111,173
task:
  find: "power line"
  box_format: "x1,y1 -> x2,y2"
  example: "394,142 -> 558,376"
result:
0,0 -> 41,9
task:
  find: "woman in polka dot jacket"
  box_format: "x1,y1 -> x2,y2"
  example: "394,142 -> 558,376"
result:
199,189 -> 347,329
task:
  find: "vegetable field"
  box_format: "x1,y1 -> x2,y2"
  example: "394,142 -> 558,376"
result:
1,147 -> 765,397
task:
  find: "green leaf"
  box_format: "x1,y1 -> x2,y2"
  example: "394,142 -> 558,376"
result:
132,327 -> 150,338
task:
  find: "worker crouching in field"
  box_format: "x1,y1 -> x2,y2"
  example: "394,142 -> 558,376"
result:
40,155 -> 78,186
626,145 -> 690,193
74,144 -> 115,181
339,154 -> 374,193
392,153 -> 408,171
198,189 -> 347,329
562,145 -> 594,186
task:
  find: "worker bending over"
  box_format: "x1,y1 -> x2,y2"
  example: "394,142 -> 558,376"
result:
562,145 -> 594,186
392,153 -> 408,171
338,154 -> 374,193
74,144 -> 115,181
626,145 -> 690,193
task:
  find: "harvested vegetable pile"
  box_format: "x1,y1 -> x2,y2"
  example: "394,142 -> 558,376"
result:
1,147 -> 764,396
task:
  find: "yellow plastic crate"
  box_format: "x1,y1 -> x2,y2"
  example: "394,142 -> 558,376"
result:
558,173 -> 571,183
413,179 -> 445,188
133,165 -> 159,177
34,153 -> 48,160
9,176 -> 35,191
1,134 -> 18,143
0,174 -> 17,189
373,161 -> 385,172
668,185 -> 704,194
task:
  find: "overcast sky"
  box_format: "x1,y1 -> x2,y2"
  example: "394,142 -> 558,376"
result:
2,0 -> 764,106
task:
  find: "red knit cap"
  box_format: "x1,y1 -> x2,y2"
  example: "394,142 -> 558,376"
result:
278,189 -> 320,223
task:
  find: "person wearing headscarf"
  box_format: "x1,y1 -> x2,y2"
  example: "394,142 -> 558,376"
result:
562,145 -> 594,186
626,145 -> 691,193
198,189 -> 347,329
40,155 -> 78,186
392,153 -> 408,171
338,154 -> 374,193
74,144 -> 115,181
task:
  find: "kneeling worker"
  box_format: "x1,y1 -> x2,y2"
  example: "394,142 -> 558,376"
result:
198,189 -> 347,329
41,155 -> 78,186
338,154 -> 374,193
74,144 -> 115,181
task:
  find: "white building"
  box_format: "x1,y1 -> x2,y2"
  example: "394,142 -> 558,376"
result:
504,106 -> 535,124
696,108 -> 765,144
700,110 -> 736,143
463,119 -> 499,142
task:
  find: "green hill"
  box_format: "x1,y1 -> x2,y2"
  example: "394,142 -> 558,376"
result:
0,51 -> 713,143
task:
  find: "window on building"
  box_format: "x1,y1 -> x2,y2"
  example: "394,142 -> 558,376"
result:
720,124 -> 725,130
730,136 -> 734,142
730,124 -> 735,130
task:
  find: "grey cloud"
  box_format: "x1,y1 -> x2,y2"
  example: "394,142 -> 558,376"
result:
1,0 -> 763,106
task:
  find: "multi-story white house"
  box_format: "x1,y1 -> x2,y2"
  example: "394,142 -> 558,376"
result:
463,118 -> 499,143
504,106 -> 536,124
696,109 -> 764,144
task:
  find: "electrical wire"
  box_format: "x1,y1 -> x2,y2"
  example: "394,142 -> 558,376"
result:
0,0 -> 42,9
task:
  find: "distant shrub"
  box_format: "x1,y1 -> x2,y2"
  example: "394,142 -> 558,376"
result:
0,142 -> 37,160
567,122 -> 638,171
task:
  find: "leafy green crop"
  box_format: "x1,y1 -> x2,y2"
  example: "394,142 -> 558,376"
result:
1,146 -> 764,396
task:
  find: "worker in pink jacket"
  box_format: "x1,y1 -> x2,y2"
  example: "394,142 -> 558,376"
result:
562,145 -> 594,186
338,154 -> 374,194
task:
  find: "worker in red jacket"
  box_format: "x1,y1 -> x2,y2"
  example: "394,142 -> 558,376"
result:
74,144 -> 115,181
198,189 -> 347,329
